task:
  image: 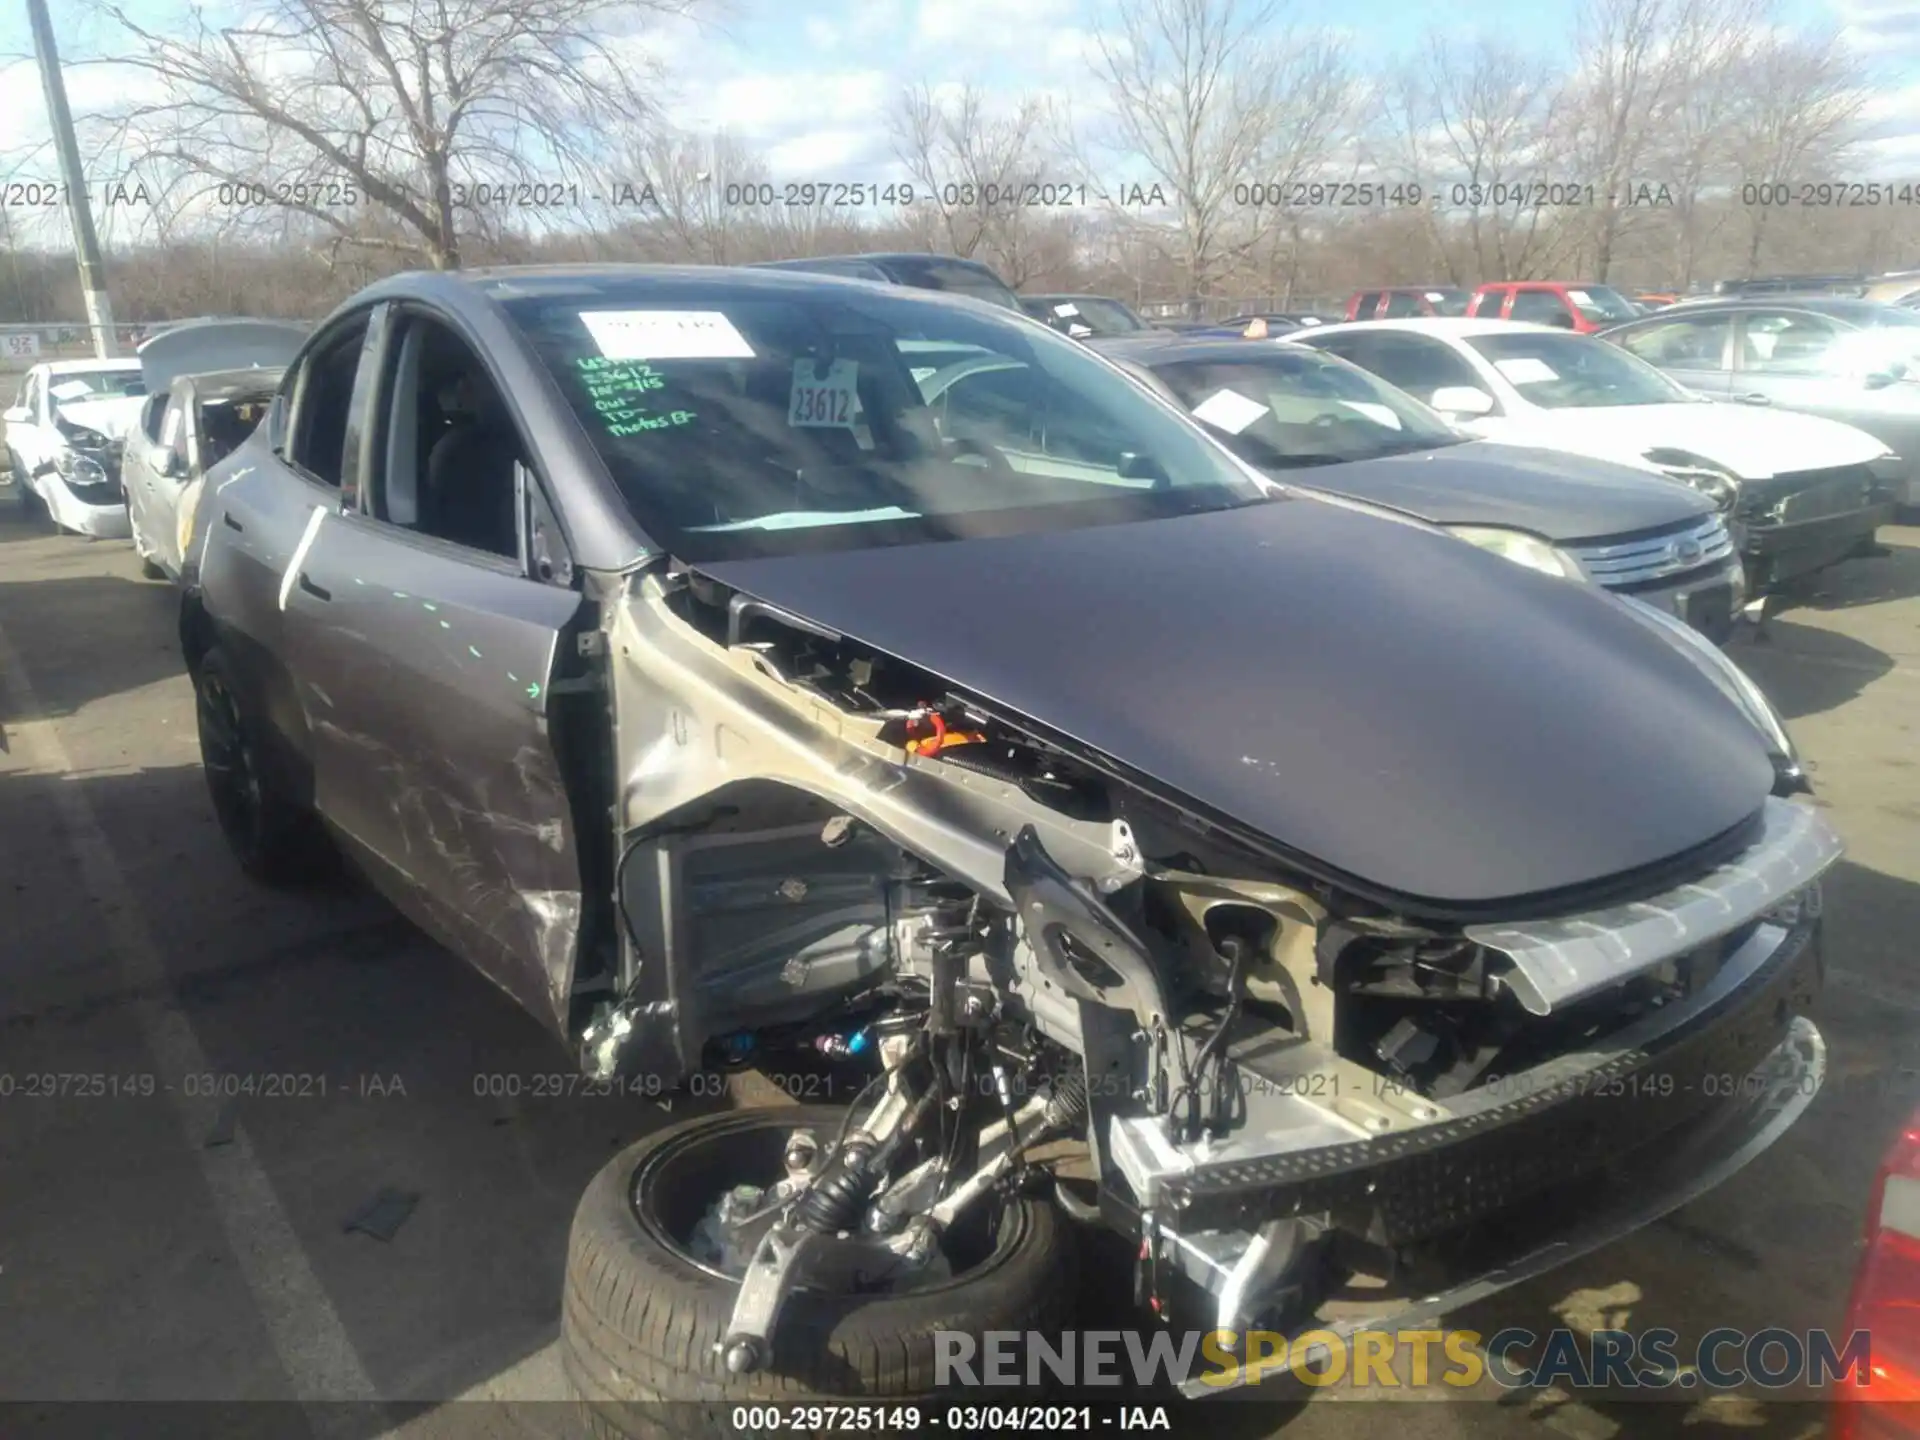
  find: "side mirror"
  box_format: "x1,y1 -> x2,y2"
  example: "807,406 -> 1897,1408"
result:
1430,386 -> 1495,417
158,449 -> 186,479
1865,367 -> 1904,391
2,406 -> 28,426
1117,451 -> 1169,483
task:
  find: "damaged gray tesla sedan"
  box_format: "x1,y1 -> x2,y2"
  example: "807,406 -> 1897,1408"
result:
179,265 -> 1838,1418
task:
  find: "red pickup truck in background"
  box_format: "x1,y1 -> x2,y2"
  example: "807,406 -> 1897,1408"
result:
1467,281 -> 1643,332
1345,286 -> 1472,319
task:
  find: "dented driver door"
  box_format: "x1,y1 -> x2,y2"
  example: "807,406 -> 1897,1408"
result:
277,315 -> 588,1035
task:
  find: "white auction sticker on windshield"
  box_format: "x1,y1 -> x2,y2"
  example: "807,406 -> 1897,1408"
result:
1053,302 -> 1081,317
579,309 -> 754,359
50,379 -> 95,400
1424,292 -> 1446,302
1494,357 -> 1559,384
1566,290 -> 1594,307
790,358 -> 859,428
1191,388 -> 1269,435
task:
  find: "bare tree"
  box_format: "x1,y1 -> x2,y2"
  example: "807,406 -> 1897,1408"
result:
86,0 -> 693,270
889,82 -> 1064,286
1724,27 -> 1868,273
620,128 -> 769,265
1242,52 -> 1366,302
1639,0 -> 1758,288
1078,0 -> 1350,307
1384,36 -> 1568,281
1559,0 -> 1707,280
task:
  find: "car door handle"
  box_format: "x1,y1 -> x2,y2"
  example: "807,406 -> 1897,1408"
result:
297,572 -> 331,602
1734,392 -> 1772,405
222,512 -> 245,532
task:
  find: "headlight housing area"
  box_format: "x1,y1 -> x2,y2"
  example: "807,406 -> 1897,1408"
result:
69,454 -> 109,488
1616,594 -> 1809,794
1642,448 -> 1741,513
1446,525 -> 1589,580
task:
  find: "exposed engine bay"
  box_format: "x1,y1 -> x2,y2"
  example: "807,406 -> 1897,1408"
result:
568,562 -> 1836,1382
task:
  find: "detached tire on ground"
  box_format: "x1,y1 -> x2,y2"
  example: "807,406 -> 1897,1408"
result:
563,1105 -> 1074,1438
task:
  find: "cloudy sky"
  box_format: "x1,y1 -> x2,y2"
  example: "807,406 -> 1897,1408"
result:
0,0 -> 1915,217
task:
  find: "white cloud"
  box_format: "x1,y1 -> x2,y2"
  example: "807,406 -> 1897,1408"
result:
913,0 -> 1075,50
1832,0 -> 1920,55
765,127 -> 893,173
688,69 -> 893,137
1855,80 -> 1920,175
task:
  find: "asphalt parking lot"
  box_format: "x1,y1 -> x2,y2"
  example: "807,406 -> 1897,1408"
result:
0,470 -> 1914,1440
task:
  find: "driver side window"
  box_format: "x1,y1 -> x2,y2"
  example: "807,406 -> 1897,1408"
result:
937,364 -> 1037,449
369,312 -> 532,564
1738,311 -> 1845,375
1615,314 -> 1732,370
935,362 -> 1130,470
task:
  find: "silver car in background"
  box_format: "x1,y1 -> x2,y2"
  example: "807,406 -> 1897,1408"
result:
1600,297 -> 1920,510
123,319 -> 309,581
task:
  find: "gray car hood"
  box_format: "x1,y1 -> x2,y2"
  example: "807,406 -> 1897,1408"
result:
697,495 -> 1774,911
1290,441 -> 1711,542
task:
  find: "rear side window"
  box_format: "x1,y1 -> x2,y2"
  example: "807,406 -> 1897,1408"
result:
1350,292 -> 1381,318
287,314 -> 376,487
1510,290 -> 1570,324
1471,288 -> 1507,317
1380,292 -> 1423,319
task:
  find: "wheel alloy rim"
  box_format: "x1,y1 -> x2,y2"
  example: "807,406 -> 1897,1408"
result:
630,1114 -> 1018,1292
198,672 -> 262,841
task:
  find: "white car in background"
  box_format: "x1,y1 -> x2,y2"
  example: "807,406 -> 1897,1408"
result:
3,359 -> 149,537
1289,318 -> 1901,597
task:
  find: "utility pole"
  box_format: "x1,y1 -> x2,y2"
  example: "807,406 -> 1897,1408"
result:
26,0 -> 118,357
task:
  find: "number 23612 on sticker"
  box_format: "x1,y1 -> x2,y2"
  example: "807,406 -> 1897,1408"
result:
789,359 -> 858,428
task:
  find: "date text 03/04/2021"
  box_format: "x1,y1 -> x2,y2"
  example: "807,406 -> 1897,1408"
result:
724,1405 -> 1172,1432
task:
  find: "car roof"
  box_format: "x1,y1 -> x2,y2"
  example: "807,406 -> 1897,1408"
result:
41,358 -> 143,375
379,263 -> 1012,309
1086,334 -> 1309,365
1628,296 -> 1892,323
1288,317 -> 1558,340
751,253 -> 1004,272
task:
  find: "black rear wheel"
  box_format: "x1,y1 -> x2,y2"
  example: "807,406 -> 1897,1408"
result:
562,1104 -> 1074,1438
193,645 -> 330,885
